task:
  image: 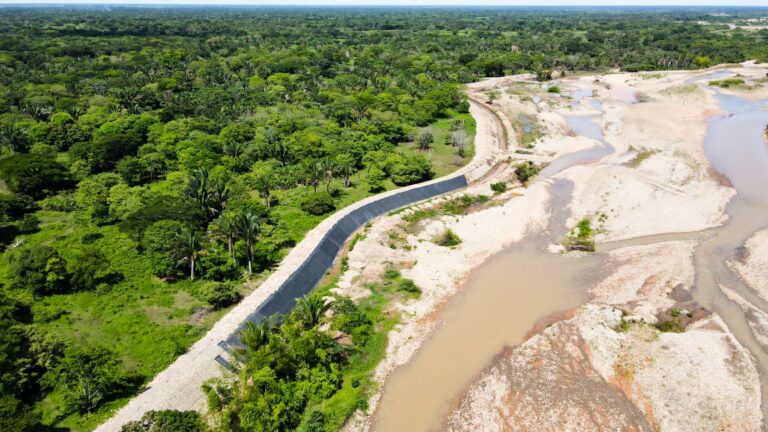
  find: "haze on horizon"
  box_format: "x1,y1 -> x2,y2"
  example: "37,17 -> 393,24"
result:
1,0 -> 768,6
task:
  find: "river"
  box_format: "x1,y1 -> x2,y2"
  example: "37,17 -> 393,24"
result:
372,72 -> 768,431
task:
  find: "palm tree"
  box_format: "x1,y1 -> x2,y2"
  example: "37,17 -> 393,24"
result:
188,168 -> 210,215
253,173 -> 274,208
295,294 -> 332,329
211,214 -> 237,258
209,177 -> 230,217
306,160 -> 324,193
176,227 -> 203,281
234,212 -> 260,275
335,154 -> 355,188
322,159 -> 335,192
238,320 -> 274,352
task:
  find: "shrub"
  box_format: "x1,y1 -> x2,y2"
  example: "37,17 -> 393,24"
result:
301,192 -> 336,215
654,319 -> 685,333
490,182 -> 507,194
198,249 -> 239,281
121,410 -> 204,432
39,193 -> 77,212
434,228 -> 462,247
708,78 -> 745,88
417,131 -> 434,150
383,267 -> 400,280
442,194 -> 489,215
514,161 -> 540,183
625,148 -> 658,168
397,278 -> 421,295
547,85 -> 561,93
566,218 -> 595,252
9,245 -> 69,296
18,214 -> 40,233
0,193 -> 36,221
202,282 -> 242,310
68,246 -> 120,291
381,266 -> 422,296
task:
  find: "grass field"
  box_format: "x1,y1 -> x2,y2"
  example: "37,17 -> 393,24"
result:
402,110 -> 476,177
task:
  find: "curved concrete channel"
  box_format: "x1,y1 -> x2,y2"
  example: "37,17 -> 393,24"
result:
96,98 -> 505,431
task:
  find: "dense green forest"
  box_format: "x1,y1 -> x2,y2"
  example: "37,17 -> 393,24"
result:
1,6 -> 767,431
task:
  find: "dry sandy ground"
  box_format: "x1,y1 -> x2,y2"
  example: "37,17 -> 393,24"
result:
448,305 -> 761,432
732,229 -> 768,303
558,71 -> 734,241
339,64 -> 768,432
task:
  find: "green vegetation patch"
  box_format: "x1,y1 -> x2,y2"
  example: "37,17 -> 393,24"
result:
565,217 -> 596,252
402,194 -> 490,231
434,228 -> 462,247
708,78 -> 746,88
490,181 -> 507,194
625,148 -> 659,168
514,161 -> 541,184
202,261 -> 418,431
516,113 -> 544,149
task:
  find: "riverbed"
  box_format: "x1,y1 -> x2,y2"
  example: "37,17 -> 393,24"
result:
364,66 -> 768,431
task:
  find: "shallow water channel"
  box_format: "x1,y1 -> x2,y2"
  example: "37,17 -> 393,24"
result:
373,183 -> 602,432
689,83 -> 768,424
373,111 -> 612,431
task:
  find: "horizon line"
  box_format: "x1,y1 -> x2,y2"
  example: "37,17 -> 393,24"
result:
2,1 -> 768,7
0,0 -> 768,9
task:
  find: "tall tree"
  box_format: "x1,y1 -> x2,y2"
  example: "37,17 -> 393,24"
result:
253,173 -> 274,208
335,153 -> 356,188
306,159 -> 324,193
176,227 -> 202,281
211,213 -> 237,258
234,212 -> 260,275
187,168 -> 211,217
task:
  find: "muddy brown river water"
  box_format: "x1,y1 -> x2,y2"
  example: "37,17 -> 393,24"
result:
374,110 -> 611,431
373,181 -> 602,432
373,73 -> 768,431
691,85 -> 768,425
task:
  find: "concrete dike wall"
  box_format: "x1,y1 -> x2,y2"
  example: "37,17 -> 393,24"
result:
224,174 -> 468,347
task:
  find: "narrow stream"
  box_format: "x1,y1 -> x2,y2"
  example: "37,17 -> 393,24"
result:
537,113 -> 614,178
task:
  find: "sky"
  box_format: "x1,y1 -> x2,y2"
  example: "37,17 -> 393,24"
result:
1,0 -> 768,6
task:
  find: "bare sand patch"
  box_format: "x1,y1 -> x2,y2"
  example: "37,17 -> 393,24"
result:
448,304 -> 762,432
731,229 -> 768,303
